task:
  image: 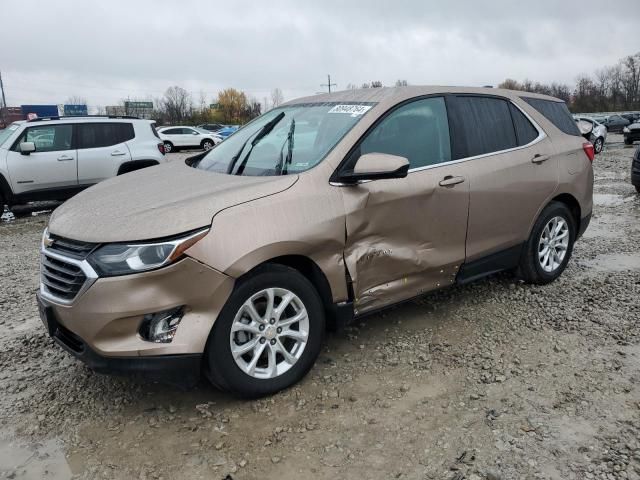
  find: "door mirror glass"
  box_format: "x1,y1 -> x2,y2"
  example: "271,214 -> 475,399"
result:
20,141 -> 36,155
339,153 -> 409,184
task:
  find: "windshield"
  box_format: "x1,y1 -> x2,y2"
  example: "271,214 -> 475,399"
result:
0,123 -> 20,147
194,102 -> 374,176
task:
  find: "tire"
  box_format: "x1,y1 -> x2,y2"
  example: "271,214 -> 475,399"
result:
594,137 -> 604,154
202,140 -> 214,151
163,141 -> 174,153
204,264 -> 325,398
624,138 -> 632,146
517,201 -> 576,285
635,184 -> 640,194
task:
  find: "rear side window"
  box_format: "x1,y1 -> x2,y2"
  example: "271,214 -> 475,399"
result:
522,97 -> 580,136
509,103 -> 539,146
449,96 -> 517,157
358,97 -> 451,169
162,128 -> 180,135
78,123 -> 134,149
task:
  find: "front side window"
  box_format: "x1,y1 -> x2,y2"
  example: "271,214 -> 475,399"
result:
450,96 -> 517,157
13,124 -> 73,152
194,102 -> 374,176
357,97 -> 451,169
77,123 -> 134,149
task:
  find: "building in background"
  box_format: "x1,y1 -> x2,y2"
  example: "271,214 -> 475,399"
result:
63,104 -> 88,116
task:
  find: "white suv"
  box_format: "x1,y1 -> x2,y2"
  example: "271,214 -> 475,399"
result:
0,116 -> 167,210
158,126 -> 222,153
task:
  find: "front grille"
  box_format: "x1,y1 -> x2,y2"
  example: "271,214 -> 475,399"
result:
48,235 -> 96,259
41,253 -> 87,301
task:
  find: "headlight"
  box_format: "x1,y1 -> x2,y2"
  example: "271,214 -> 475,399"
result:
623,127 -> 630,133
88,228 -> 208,277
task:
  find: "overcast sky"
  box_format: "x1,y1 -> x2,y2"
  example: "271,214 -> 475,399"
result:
1,0 -> 638,108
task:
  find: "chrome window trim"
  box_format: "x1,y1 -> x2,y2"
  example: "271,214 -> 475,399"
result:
40,247 -> 98,306
408,100 -> 546,173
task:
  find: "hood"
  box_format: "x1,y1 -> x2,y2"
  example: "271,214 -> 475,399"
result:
49,161 -> 298,243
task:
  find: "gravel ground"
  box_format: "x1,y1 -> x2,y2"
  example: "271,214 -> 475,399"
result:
0,136 -> 639,480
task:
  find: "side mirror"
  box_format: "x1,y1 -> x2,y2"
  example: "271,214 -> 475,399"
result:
193,131 -> 199,135
20,142 -> 36,155
339,153 -> 410,184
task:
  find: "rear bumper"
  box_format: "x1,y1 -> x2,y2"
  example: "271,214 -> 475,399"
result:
38,292 -> 202,388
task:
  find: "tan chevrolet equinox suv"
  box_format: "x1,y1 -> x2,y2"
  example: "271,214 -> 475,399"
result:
37,87 -> 594,397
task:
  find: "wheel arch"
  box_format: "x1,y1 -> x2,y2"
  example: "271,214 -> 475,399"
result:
550,192 -> 581,232
116,160 -> 159,175
0,173 -> 13,206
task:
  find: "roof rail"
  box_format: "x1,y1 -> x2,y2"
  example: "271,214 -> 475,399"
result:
27,115 -> 141,122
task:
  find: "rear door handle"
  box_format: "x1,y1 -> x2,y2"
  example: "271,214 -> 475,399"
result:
57,155 -> 74,161
439,175 -> 465,187
111,150 -> 126,156
531,154 -> 550,164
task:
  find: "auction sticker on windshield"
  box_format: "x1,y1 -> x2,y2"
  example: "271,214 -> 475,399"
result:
328,104 -> 372,116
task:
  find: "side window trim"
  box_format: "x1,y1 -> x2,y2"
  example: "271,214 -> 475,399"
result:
407,98 -> 546,174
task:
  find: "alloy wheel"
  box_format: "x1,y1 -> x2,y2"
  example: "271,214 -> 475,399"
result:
538,216 -> 569,273
230,288 -> 309,379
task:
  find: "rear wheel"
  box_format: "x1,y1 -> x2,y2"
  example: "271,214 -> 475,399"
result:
202,139 -> 214,151
205,264 -> 325,398
594,137 -> 604,154
163,141 -> 174,153
625,138 -> 633,146
518,202 -> 575,285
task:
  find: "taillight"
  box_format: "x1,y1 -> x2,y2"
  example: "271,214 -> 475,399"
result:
582,142 -> 594,163
158,142 -> 165,155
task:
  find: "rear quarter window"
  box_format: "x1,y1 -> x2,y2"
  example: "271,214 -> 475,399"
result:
522,97 -> 581,136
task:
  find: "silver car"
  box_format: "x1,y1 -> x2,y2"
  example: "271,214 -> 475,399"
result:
575,116 -> 607,154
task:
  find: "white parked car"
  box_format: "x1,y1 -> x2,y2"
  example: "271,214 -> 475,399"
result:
574,116 -> 607,154
0,116 -> 167,210
158,126 -> 222,153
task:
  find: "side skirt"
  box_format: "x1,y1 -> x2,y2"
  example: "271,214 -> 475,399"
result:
456,243 -> 524,285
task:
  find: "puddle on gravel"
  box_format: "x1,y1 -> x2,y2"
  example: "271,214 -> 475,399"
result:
0,437 -> 72,479
582,253 -> 640,272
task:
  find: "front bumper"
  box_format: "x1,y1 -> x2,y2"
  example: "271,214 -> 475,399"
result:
38,256 -> 234,375
38,294 -> 202,387
624,131 -> 640,143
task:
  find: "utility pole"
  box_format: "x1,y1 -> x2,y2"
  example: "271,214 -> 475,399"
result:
0,71 -> 7,127
321,74 -> 337,93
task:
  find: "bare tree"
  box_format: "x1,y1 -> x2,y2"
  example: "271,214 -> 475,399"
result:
160,86 -> 192,124
271,88 -> 284,107
395,79 -> 408,87
65,95 -> 88,105
345,83 -> 358,90
370,81 -> 383,88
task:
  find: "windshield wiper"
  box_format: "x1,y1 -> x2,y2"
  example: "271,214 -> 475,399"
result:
228,111 -> 285,175
275,118 -> 296,175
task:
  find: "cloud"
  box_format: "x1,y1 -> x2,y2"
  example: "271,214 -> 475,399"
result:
0,0 -> 637,107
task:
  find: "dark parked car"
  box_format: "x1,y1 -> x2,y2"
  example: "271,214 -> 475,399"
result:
624,120 -> 640,145
621,113 -> 640,124
197,123 -> 224,132
632,145 -> 640,193
602,114 -> 630,133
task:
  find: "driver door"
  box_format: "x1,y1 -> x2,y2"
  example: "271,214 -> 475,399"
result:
339,97 -> 469,314
6,124 -> 78,195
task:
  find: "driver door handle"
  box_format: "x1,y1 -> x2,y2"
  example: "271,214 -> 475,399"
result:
531,154 -> 550,164
57,155 -> 74,161
439,175 -> 465,187
111,150 -> 126,156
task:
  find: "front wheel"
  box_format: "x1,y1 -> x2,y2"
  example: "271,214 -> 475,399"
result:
202,139 -> 214,151
518,202 -> 576,285
205,264 -> 325,397
594,137 -> 604,154
624,138 -> 633,146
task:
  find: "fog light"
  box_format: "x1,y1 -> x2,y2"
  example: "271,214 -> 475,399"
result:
139,306 -> 185,343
